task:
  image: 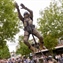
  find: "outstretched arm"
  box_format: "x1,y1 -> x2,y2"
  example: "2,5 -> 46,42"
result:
15,3 -> 23,21
20,4 -> 33,19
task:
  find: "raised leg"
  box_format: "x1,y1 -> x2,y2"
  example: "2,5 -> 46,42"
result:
32,28 -> 45,50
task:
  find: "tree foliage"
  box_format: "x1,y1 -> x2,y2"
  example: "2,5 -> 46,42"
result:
16,36 -> 32,55
38,0 -> 63,49
44,35 -> 58,49
0,45 -> 10,59
0,0 -> 20,47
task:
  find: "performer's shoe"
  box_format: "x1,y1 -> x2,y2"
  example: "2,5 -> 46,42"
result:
43,46 -> 46,49
39,43 -> 46,50
30,46 -> 38,52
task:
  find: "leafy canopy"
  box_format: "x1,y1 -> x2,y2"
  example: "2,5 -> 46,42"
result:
0,0 -> 20,47
38,0 -> 63,49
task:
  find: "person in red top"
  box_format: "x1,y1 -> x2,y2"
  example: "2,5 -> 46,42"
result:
15,2 -> 45,52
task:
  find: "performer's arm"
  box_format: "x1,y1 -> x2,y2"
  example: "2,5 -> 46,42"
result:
15,3 -> 23,21
21,4 -> 33,19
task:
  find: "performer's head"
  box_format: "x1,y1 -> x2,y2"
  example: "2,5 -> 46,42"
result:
23,12 -> 29,18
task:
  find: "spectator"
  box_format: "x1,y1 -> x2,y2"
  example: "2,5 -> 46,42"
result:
26,57 -> 31,63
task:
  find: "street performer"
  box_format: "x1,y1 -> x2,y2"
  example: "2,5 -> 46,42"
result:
15,3 -> 45,52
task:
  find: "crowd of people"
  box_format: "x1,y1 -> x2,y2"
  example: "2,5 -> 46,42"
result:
0,53 -> 63,63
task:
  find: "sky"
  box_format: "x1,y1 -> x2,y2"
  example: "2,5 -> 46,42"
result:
7,0 -> 51,52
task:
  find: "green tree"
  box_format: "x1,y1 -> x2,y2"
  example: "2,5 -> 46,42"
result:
38,0 -> 63,50
0,0 -> 20,47
0,45 -> 10,59
16,36 -> 32,55
44,35 -> 57,49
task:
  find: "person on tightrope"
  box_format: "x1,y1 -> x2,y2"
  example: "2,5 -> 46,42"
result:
15,2 -> 45,52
